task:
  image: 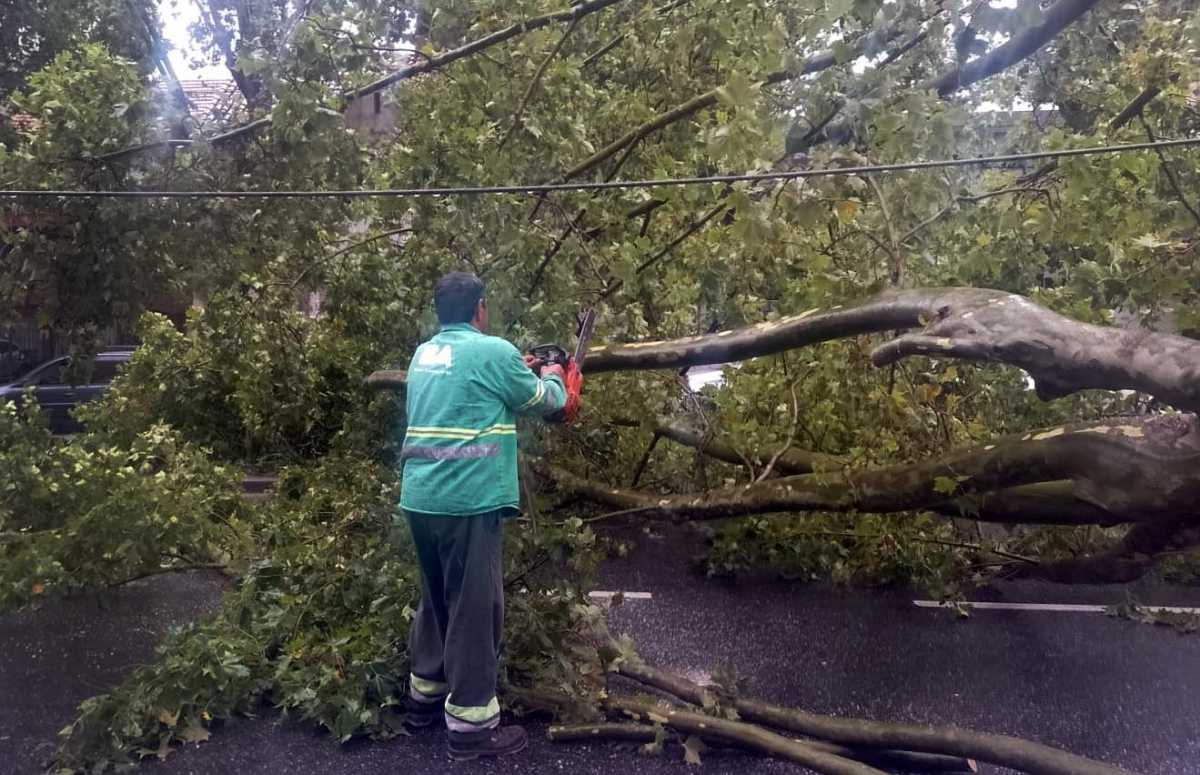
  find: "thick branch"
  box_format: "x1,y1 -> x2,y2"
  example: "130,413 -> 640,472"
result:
544,414 -> 1200,526
1109,85 -> 1163,131
584,287 -> 1200,414
929,0 -> 1102,96
793,0 -> 1100,151
613,655 -> 1138,775
364,369 -> 408,392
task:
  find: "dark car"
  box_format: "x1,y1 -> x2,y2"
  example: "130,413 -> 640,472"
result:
0,348 -> 134,434
0,339 -> 28,383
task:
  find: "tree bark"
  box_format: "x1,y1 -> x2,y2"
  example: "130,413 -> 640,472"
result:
364,369 -> 407,393
613,655 -> 1138,775
584,287 -> 1200,414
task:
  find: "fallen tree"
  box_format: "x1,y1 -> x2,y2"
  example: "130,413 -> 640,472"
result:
370,286 -> 1200,582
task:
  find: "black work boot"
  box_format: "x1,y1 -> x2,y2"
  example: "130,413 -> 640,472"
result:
447,725 -> 528,761
403,695 -> 445,731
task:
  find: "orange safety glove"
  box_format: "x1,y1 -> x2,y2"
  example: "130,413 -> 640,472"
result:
561,358 -> 584,424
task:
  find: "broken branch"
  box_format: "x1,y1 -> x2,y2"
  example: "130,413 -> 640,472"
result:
613,653 -> 1137,775
604,696 -> 889,775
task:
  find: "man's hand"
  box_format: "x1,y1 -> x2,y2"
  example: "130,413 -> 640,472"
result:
540,363 -> 565,380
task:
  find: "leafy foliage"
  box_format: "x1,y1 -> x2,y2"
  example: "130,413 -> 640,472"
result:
0,0 -> 157,100
78,278 -> 413,464
705,513 -> 967,594
52,451 -> 608,771
0,398 -> 246,610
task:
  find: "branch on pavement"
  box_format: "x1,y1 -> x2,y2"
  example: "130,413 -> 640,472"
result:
534,413 -> 1200,581
610,649 -> 1138,775
603,696 -> 889,775
1012,514 -> 1200,583
548,721 -> 980,772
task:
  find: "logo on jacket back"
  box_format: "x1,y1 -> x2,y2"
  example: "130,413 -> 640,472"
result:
413,343 -> 453,374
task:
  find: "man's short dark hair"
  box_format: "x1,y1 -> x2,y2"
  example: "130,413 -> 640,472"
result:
433,271 -> 485,324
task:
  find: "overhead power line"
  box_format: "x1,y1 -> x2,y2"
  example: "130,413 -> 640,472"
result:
2,137 -> 1198,200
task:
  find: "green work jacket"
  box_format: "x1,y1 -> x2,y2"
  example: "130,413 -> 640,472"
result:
399,323 -> 565,516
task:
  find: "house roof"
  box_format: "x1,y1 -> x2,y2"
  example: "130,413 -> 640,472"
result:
176,79 -> 243,125
3,78 -> 245,134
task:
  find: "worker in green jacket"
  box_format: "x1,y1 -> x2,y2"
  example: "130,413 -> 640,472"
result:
398,271 -> 567,760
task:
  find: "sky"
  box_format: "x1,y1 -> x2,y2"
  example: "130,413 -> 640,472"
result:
161,0 -> 228,79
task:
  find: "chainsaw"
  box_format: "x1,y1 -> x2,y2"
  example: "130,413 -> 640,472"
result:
526,307 -> 598,424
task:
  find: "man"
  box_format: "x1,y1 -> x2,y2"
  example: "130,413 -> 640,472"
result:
398,271 -> 566,761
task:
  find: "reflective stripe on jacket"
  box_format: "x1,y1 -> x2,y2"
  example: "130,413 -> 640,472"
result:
399,323 -> 565,516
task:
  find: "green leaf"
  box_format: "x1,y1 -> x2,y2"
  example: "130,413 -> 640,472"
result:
683,734 -> 706,766
933,476 -> 965,495
825,0 -> 854,20
178,722 -> 210,744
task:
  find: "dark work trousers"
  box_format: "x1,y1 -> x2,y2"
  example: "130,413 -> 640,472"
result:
403,509 -> 505,733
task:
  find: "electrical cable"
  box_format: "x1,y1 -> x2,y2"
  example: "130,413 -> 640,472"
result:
1,137 -> 1197,200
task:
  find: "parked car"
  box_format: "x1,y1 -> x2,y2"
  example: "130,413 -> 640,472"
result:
0,339 -> 29,383
0,347 -> 134,434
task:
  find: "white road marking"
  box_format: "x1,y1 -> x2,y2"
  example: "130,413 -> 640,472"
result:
589,591 -> 653,600
914,600 -> 1200,614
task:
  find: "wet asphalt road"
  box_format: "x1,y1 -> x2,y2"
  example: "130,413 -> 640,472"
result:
3,523 -> 1200,774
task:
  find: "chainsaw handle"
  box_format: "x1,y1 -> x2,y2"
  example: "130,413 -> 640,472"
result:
526,343 -> 570,371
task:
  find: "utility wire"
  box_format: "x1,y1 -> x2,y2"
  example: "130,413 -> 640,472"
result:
2,137 -> 1198,200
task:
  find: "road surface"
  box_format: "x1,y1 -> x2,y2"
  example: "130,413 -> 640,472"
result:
2,523 -> 1199,774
